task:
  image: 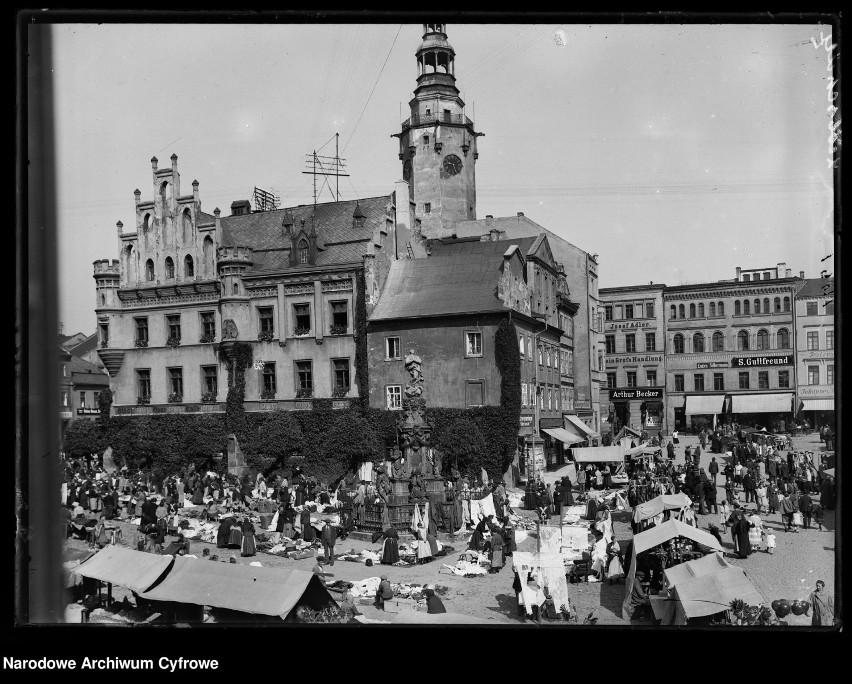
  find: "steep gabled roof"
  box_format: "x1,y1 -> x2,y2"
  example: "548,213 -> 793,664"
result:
67,332 -> 99,358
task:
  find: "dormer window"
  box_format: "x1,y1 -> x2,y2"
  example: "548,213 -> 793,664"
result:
298,240 -> 309,264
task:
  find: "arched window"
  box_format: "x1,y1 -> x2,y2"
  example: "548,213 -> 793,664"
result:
673,334 -> 684,354
718,302 -> 724,316
756,328 -> 769,349
735,301 -> 741,315
203,236 -> 214,277
737,330 -> 749,351
145,259 -> 155,281
124,244 -> 137,283
709,302 -> 716,317
182,209 -> 192,244
142,213 -> 152,250
689,303 -> 696,318
712,331 -> 724,352
519,336 -> 525,355
698,303 -> 705,317
693,333 -> 705,353
774,297 -> 781,313
763,298 -> 769,313
783,296 -> 790,312
679,304 -> 685,319
184,254 -> 194,278
298,240 -> 309,264
232,282 -> 239,295
165,256 -> 175,280
670,305 -> 677,319
753,299 -> 760,314
160,181 -> 171,211
777,328 -> 789,348
743,300 -> 750,315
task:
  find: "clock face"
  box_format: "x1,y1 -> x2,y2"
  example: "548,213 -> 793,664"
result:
403,159 -> 412,182
443,154 -> 463,176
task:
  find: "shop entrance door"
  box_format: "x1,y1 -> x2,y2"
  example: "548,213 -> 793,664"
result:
674,407 -> 686,431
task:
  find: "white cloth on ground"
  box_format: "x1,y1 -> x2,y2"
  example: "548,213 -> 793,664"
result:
350,576 -> 382,598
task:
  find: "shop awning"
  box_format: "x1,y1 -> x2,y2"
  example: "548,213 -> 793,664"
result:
800,399 -> 834,412
684,395 -> 726,416
565,414 -> 600,439
571,446 -> 626,463
730,393 -> 793,414
543,427 -> 585,445
72,546 -> 174,594
672,566 -> 763,623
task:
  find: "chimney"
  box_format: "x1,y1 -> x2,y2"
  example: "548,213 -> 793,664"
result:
736,266 -> 742,280
134,189 -> 141,206
192,180 -> 199,204
799,271 -> 805,279
785,268 -> 792,278
170,153 -> 178,171
151,156 -> 158,171
517,211 -> 524,217
486,215 -> 493,224
116,220 -> 123,234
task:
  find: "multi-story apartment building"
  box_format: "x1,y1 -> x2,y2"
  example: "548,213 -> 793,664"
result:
664,264 -> 800,431
795,277 -> 835,429
599,284 -> 666,436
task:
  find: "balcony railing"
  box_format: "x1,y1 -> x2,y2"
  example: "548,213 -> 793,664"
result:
401,112 -> 473,129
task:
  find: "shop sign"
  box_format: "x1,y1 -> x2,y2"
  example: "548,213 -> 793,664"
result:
798,385 -> 834,397
802,351 -> 833,360
731,355 -> 792,368
575,399 -> 591,410
519,415 -> 533,427
77,407 -> 100,415
696,362 -> 728,369
610,388 -> 663,400
609,354 -> 663,364
605,321 -> 652,331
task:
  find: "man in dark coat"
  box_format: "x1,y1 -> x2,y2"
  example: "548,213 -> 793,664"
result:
320,519 -> 337,566
666,441 -> 675,460
216,516 -> 236,548
375,576 -> 393,610
798,492 -> 814,529
703,478 -> 718,514
743,471 -> 756,504
708,457 -> 719,485
141,496 -> 158,526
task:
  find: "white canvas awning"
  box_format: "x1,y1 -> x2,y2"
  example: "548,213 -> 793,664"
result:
543,426 -> 585,445
730,393 -> 792,414
800,399 -> 834,412
684,395 -> 726,415
571,446 -> 626,462
565,414 -> 600,439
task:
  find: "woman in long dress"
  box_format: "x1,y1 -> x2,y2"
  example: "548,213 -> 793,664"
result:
747,511 -> 763,551
240,517 -> 256,557
300,508 -> 315,542
489,526 -> 505,572
606,539 -> 625,583
380,527 -> 400,564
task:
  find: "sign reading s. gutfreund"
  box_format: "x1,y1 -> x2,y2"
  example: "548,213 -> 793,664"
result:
731,355 -> 792,367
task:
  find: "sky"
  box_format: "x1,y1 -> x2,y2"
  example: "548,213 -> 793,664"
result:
49,21 -> 836,335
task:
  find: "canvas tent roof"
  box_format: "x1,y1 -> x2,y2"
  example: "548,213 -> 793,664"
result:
632,519 -> 723,555
138,556 -> 335,619
543,426 -> 586,445
571,446 -> 625,463
73,545 -> 174,594
632,493 -> 693,523
565,414 -> 600,439
663,551 -> 731,588
673,566 -> 763,622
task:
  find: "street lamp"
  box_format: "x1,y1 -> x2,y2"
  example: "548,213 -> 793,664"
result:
531,313 -> 548,485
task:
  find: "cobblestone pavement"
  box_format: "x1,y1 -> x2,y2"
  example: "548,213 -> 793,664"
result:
67,433 -> 835,626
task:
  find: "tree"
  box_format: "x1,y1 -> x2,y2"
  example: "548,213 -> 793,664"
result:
432,415 -> 487,480
240,412 -> 304,476
314,411 -> 384,485
63,419 -> 106,459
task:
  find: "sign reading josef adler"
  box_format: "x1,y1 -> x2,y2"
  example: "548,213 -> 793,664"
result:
731,355 -> 792,368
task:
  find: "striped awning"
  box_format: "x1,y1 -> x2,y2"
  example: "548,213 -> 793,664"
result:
684,395 -> 726,415
730,393 -> 793,414
543,426 -> 586,445
800,399 -> 834,412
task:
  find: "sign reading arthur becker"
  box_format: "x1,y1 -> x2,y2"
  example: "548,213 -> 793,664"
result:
731,355 -> 793,368
610,388 -> 663,400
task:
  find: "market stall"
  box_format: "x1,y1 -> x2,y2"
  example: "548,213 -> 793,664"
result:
631,493 -> 693,530
621,519 -> 724,620
72,545 -> 175,607
512,551 -> 572,619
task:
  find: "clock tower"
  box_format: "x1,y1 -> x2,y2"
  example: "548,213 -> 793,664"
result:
394,24 -> 482,237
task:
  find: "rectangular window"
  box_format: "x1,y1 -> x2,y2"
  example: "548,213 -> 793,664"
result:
646,302 -> 654,319
758,371 -> 769,389
826,330 -> 834,350
713,373 -> 724,391
808,366 -> 819,385
262,363 -> 277,395
626,371 -> 637,388
825,301 -> 834,315
694,374 -> 704,392
295,361 -> 312,393
61,391 -> 69,407
527,335 -> 532,361
646,370 -> 657,386
739,372 -> 750,390
538,345 -> 543,366
168,367 -> 183,396
135,317 -> 149,344
625,334 -> 636,353
137,369 -> 151,399
99,323 -> 109,346
607,372 -> 616,389
615,305 -> 623,320
259,307 -> 275,335
604,305 -> 613,321
424,202 -> 431,214
385,336 -> 401,360
547,387 -> 553,411
202,366 -> 218,396
330,301 -> 348,332
386,385 -> 402,410
79,392 -> 86,408
466,380 -> 484,408
166,314 -> 181,342
645,332 -> 656,352
605,335 -> 616,354
519,335 -> 525,356
521,382 -> 528,407
777,370 -> 789,389
625,304 -> 634,319
827,365 -> 834,385
201,312 -> 216,339
423,134 -> 430,146
332,359 -> 350,392
806,302 -> 818,316
674,374 -> 684,392
293,304 -> 310,334
466,331 -> 483,357
546,348 -> 552,367
807,331 -> 819,350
